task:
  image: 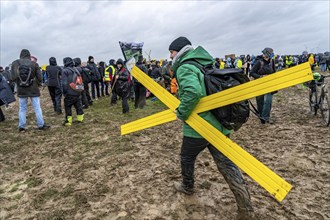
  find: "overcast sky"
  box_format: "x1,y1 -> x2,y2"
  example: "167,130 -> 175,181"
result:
1,0 -> 329,66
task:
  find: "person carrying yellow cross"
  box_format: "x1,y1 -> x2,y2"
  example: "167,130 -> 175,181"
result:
169,37 -> 255,219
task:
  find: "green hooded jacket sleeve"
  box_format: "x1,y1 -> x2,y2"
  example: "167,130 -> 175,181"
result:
173,46 -> 232,138
176,64 -> 203,121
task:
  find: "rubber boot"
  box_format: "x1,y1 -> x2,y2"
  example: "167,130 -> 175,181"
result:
77,114 -> 84,123
64,116 -> 72,126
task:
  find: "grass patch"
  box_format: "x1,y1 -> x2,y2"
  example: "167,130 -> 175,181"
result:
14,193 -> 24,200
74,193 -> 89,207
26,177 -> 43,188
32,188 -> 59,209
9,183 -> 19,193
0,144 -> 22,155
200,180 -> 212,190
61,185 -> 75,197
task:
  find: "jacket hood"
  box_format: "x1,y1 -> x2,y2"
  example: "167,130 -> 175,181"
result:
109,59 -> 115,66
116,58 -> 124,66
49,57 -> 57,66
20,49 -> 31,59
172,46 -> 214,72
63,57 -> 74,67
73,58 -> 81,66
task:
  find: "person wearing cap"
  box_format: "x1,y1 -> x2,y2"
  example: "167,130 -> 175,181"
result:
169,37 -> 255,219
250,47 -> 276,124
10,49 -> 50,132
114,58 -> 130,114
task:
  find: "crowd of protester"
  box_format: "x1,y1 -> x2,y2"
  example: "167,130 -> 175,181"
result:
0,49 -> 329,130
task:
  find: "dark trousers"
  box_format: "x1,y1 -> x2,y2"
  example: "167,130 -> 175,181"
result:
48,86 -> 62,113
64,95 -> 83,118
180,136 -> 253,212
111,90 -> 118,104
0,107 -> 5,121
134,83 -> 146,109
91,81 -> 100,99
84,83 -> 92,105
81,89 -> 89,108
122,95 -> 129,113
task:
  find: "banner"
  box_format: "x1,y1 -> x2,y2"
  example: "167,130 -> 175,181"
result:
119,41 -> 144,61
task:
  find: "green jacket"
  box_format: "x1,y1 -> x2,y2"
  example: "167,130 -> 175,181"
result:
172,46 -> 232,138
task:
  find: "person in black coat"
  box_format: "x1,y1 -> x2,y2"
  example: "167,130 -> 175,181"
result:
74,58 -> 92,109
250,48 -> 276,124
46,57 -> 62,114
10,49 -> 50,131
134,56 -> 147,109
61,57 -> 84,126
87,56 -> 101,100
0,74 -> 16,122
114,58 -> 130,113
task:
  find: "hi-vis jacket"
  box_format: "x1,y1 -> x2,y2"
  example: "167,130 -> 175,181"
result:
105,65 -> 115,82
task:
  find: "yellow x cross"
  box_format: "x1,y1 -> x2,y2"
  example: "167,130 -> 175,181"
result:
121,62 -> 312,202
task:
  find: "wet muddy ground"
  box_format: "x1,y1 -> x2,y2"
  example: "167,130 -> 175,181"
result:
0,83 -> 329,219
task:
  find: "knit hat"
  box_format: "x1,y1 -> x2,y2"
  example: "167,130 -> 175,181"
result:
169,36 -> 192,52
88,56 -> 94,62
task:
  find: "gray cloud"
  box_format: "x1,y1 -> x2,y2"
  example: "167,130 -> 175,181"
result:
0,0 -> 329,67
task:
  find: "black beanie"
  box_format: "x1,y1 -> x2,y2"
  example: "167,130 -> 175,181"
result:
88,56 -> 94,62
169,36 -> 192,52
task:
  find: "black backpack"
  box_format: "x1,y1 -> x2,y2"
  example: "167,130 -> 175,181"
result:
17,61 -> 34,87
182,61 -> 250,131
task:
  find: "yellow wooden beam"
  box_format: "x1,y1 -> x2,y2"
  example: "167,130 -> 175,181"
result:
121,63 -> 312,135
186,113 -> 292,202
121,62 -> 312,202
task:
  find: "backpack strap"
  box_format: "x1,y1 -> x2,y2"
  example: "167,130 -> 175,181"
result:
180,60 -> 205,74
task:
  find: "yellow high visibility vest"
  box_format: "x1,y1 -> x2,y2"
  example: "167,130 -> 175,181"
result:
105,65 -> 115,82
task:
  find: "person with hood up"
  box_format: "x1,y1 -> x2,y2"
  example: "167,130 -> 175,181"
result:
98,61 -> 107,97
114,58 -> 130,114
169,37 -> 255,219
87,56 -> 101,100
74,58 -> 92,109
46,57 -> 62,114
10,49 -> 50,131
61,57 -> 84,126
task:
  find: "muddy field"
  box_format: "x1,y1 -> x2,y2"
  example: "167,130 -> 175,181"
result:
0,79 -> 329,219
